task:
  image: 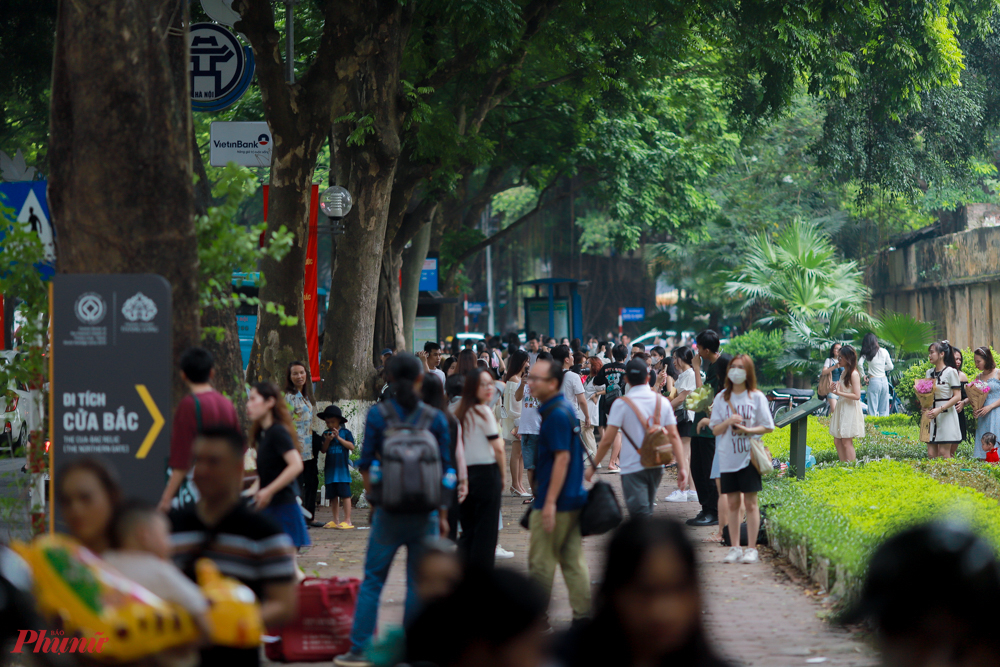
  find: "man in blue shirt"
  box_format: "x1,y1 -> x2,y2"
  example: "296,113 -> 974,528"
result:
526,357 -> 591,625
336,354 -> 451,667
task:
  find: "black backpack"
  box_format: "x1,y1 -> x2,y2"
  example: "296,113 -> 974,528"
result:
370,403 -> 443,514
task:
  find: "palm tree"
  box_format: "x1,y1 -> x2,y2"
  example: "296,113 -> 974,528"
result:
724,218 -> 872,330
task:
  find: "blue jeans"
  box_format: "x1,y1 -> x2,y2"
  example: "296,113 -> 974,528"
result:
867,376 -> 890,417
349,508 -> 439,653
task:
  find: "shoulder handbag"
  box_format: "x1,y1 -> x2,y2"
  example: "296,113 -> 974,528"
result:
724,395 -> 773,474
817,366 -> 832,397
521,401 -> 623,536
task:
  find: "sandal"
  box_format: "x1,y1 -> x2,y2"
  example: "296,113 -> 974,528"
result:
522,497 -> 535,504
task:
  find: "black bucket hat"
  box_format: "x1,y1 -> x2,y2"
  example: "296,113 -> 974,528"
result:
318,405 -> 345,423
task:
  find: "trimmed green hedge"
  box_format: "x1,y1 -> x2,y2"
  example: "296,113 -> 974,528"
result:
725,330 -> 785,385
763,416 -> 933,463
762,460 -> 1000,585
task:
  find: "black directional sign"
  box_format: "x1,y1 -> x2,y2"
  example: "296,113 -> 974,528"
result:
52,275 -> 171,522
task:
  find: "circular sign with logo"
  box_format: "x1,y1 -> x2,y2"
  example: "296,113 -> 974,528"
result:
74,293 -> 106,325
189,23 -> 256,113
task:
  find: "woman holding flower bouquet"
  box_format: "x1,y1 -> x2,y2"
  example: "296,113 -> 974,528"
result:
970,347 -> 1000,460
923,341 -> 963,458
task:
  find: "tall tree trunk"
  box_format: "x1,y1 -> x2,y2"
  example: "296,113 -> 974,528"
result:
401,220 -> 433,349
48,0 -> 199,406
374,248 -> 406,356
317,1 -> 413,401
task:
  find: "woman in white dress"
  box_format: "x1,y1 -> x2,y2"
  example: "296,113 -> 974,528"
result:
502,350 -> 530,496
924,341 -> 963,459
828,345 -> 864,462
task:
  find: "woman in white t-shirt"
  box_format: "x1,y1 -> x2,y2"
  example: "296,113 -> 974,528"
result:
665,346 -> 698,503
455,368 -> 506,568
708,354 -> 774,565
861,333 -> 894,417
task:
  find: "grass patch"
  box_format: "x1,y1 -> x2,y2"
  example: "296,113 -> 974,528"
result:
762,460 -> 1000,585
763,415 -> 973,464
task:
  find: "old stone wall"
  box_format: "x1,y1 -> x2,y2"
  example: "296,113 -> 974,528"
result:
869,225 -> 1000,349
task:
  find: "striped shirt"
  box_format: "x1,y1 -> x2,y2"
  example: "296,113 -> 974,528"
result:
169,502 -> 297,600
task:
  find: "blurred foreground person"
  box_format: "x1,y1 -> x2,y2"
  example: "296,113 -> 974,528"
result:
406,568 -> 548,667
170,427 -> 298,667
557,518 -> 731,667
56,456 -> 123,554
843,523 -> 1000,667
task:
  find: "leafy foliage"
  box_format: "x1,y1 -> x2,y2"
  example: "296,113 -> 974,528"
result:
195,165 -> 296,338
869,311 -> 937,365
724,330 -> 785,385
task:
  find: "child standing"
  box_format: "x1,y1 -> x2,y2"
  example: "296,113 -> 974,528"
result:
319,405 -> 355,529
983,432 -> 998,464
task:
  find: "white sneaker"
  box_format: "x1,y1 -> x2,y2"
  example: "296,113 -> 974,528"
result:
665,490 -> 688,502
495,545 -> 515,560
741,548 -> 759,564
723,547 -> 743,564
687,489 -> 699,502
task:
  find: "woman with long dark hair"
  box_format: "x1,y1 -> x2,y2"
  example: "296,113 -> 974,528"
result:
558,518 -> 731,667
924,341 -> 963,458
828,345 -> 864,461
248,381 -> 309,549
951,348 -> 970,456
455,348 -> 478,377
861,332 -> 894,417
421,373 -> 468,542
56,457 -> 123,555
665,345 -> 697,503
455,368 -> 505,568
503,350 -> 530,497
285,360 -> 320,526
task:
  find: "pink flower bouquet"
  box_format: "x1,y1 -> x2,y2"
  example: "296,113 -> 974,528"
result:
915,378 -> 936,443
967,378 -> 991,412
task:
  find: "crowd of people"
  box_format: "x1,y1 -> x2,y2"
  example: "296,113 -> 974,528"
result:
30,328 -> 1000,667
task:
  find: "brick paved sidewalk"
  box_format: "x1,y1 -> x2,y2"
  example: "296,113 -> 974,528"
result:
292,467 -> 877,667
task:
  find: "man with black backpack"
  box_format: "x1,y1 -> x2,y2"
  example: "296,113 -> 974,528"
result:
335,354 -> 454,667
526,357 -> 591,627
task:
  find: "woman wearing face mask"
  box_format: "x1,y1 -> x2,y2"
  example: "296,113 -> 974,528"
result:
828,345 -> 864,462
709,355 -> 774,565
56,457 -> 123,555
558,518 -> 732,667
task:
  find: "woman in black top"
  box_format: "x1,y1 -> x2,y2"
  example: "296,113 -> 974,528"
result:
247,381 -> 310,550
558,518 -> 732,667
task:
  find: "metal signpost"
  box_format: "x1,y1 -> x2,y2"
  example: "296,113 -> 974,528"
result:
773,397 -> 826,479
50,275 -> 172,531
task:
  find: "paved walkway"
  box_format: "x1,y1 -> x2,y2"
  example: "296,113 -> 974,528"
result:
294,466 -> 877,667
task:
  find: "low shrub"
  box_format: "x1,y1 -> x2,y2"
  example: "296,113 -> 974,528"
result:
764,416 -> 927,463
911,458 -> 1000,502
762,460 -> 1000,583
725,330 -> 785,385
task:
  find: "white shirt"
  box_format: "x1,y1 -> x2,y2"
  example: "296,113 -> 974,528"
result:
583,375 -> 600,425
607,383 -> 676,475
519,383 -> 542,434
708,389 -> 773,473
861,347 -> 894,379
561,370 -> 586,421
674,368 -> 696,423
460,405 -> 501,465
